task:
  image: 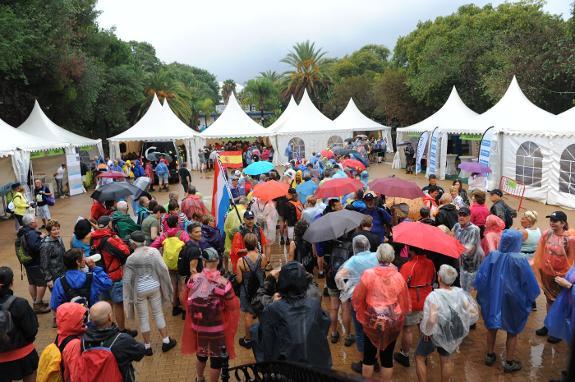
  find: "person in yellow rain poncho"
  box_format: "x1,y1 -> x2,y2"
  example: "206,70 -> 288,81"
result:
223,197 -> 248,273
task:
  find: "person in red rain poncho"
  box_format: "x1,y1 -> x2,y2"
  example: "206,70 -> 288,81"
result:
181,248 -> 240,382
54,303 -> 88,382
352,246 -> 410,381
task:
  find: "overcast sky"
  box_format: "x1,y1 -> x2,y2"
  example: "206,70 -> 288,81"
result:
96,0 -> 571,83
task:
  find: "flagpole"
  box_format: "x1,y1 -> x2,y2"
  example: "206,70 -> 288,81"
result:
216,155 -> 242,222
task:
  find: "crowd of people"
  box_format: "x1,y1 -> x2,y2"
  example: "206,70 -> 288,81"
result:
1,144 -> 574,382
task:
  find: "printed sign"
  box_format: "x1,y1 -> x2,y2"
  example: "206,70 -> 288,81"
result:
428,129 -> 439,175
479,127 -> 495,166
66,149 -> 85,196
416,132 -> 429,174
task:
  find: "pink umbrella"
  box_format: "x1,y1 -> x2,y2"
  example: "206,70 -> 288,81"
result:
368,177 -> 424,199
96,171 -> 127,179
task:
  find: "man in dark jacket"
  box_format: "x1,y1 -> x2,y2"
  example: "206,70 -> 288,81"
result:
258,262 -> 331,368
83,301 -> 146,382
17,214 -> 50,314
422,174 -> 444,201
435,194 -> 459,230
351,216 -> 381,252
489,189 -> 516,228
352,192 -> 392,243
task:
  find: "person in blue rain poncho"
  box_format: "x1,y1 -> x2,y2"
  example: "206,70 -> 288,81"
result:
545,263 -> 575,345
475,229 -> 540,373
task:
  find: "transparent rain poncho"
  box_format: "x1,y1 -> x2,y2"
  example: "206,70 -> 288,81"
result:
419,288 -> 479,354
335,251 -> 380,302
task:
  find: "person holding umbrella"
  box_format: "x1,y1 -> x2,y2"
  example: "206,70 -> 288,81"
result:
452,207 -> 484,293
350,191 -> 392,243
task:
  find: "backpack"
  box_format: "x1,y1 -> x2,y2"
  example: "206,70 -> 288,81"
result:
289,200 -> 303,221
0,296 -> 16,351
15,231 -> 33,266
242,255 -> 264,301
445,305 -> 466,340
502,202 -> 516,229
36,335 -> 77,382
295,238 -> 315,273
60,274 -> 93,307
327,240 -> 352,281
72,334 -> 124,382
162,232 -> 185,271
404,261 -> 434,310
93,236 -> 130,281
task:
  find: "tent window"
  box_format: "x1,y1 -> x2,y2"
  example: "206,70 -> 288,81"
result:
515,141 -> 542,187
328,135 -> 344,149
288,137 -> 305,160
560,144 -> 575,195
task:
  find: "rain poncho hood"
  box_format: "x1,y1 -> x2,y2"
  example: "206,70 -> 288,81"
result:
56,302 -> 88,345
482,215 -> 505,255
420,287 -> 479,353
352,265 -> 410,350
278,261 -> 310,301
545,264 -> 575,344
475,229 -> 540,334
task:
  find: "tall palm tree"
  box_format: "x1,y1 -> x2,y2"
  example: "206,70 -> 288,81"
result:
221,79 -> 236,104
258,70 -> 283,84
141,70 -> 193,123
281,40 -> 329,101
244,78 -> 275,122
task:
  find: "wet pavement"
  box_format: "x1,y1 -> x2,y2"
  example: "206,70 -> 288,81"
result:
1,162 -> 571,381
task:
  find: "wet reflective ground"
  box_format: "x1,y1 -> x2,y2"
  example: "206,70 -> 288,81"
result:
3,163 -> 572,381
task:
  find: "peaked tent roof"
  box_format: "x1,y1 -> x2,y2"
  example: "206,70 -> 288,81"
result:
274,89 -> 340,135
471,76 -> 556,136
109,94 -> 198,142
0,117 -> 65,157
200,92 -> 272,139
268,96 -> 298,133
18,101 -> 101,148
333,98 -> 391,132
162,100 -> 200,137
398,87 -> 479,136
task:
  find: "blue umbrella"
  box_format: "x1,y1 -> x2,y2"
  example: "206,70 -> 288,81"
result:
244,161 -> 274,176
296,180 -> 318,202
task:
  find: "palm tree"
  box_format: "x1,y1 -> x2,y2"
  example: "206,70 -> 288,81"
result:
281,40 -> 329,101
141,70 -> 193,123
221,79 -> 236,104
243,78 -> 276,123
198,98 -> 215,128
258,70 -> 283,84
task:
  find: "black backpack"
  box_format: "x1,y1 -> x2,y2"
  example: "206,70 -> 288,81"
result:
60,274 -> 93,307
242,255 -> 264,301
502,203 -> 516,229
0,296 -> 16,351
295,238 -> 315,273
327,240 -> 352,281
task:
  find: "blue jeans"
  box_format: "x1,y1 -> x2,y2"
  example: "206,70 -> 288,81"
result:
351,306 -> 364,354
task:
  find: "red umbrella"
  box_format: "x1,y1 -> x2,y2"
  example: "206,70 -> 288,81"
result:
320,150 -> 334,159
392,222 -> 465,259
96,171 -> 126,179
252,180 -> 289,201
341,159 -> 366,171
315,178 -> 363,198
368,177 -> 424,199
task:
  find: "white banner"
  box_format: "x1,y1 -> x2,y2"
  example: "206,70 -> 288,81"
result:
416,132 -> 429,174
428,129 -> 439,175
65,147 -> 85,196
479,127 -> 495,167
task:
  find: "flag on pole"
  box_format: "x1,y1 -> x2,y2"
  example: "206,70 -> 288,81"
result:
212,158 -> 232,233
218,151 -> 243,168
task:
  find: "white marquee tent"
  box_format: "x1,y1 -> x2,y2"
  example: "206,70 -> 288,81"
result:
333,98 -> 393,153
162,100 -> 203,170
472,76 -> 556,202
267,96 -> 298,133
396,87 -> 479,178
273,90 -> 351,164
108,94 -> 199,168
200,92 -> 272,140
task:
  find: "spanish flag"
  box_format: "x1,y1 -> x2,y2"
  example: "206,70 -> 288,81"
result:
218,151 -> 243,168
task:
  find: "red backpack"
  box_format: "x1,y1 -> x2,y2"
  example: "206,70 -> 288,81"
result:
92,235 -> 130,281
289,200 -> 303,221
401,257 -> 435,311
71,334 -> 123,382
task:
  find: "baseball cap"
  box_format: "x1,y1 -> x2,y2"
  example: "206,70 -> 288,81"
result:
363,191 -> 376,200
244,210 -> 255,220
488,189 -> 503,197
130,231 -> 146,243
97,215 -> 111,228
202,247 -> 220,262
546,211 -> 567,222
458,206 -> 471,216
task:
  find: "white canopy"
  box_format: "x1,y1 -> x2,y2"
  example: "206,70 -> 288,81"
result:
19,100 -> 102,149
0,116 -> 65,156
333,98 -> 393,152
267,96 -> 298,133
162,100 -> 203,170
109,94 -> 198,142
274,90 -> 338,135
200,92 -> 272,139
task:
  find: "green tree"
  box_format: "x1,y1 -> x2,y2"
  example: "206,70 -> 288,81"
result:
243,78 -> 278,123
221,79 -> 236,104
258,70 -> 283,84
142,69 -> 194,123
281,40 -> 330,102
323,74 -> 376,119
197,98 -> 215,128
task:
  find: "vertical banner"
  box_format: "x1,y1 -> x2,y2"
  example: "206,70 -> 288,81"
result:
479,127 -> 495,166
416,132 -> 429,174
428,128 -> 439,175
65,147 -> 85,196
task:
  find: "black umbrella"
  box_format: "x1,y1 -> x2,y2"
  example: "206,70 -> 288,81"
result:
303,210 -> 366,243
333,148 -> 354,156
91,182 -> 141,202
